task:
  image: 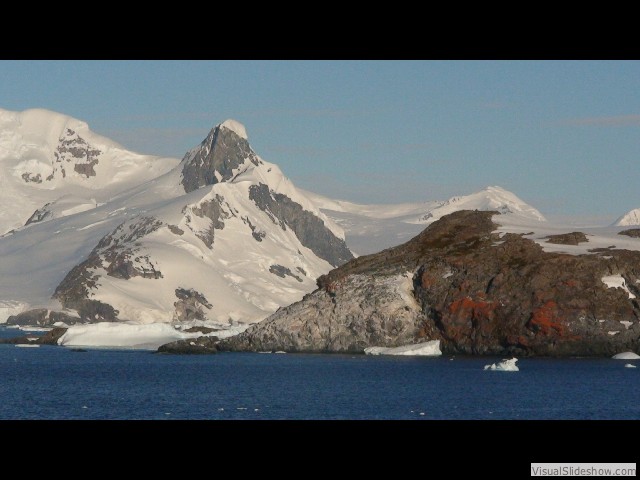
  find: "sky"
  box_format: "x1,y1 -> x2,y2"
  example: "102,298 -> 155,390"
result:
1,60 -> 639,223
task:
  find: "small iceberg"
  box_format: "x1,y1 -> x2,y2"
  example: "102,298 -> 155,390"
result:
484,358 -> 519,371
364,340 -> 441,356
15,344 -> 40,348
612,352 -> 640,360
624,363 -> 637,369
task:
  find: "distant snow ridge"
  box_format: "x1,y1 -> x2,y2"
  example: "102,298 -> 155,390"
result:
417,186 -> 546,224
614,208 -> 640,226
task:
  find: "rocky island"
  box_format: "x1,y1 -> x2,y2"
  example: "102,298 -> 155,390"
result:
162,210 -> 640,356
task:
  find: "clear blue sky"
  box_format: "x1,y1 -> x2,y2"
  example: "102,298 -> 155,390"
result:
1,60 -> 639,221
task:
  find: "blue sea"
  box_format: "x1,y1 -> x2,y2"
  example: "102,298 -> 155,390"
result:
1,326 -> 638,420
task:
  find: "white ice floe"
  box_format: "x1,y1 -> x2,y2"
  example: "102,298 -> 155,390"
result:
15,344 -> 40,348
612,352 -> 640,360
364,340 -> 441,356
57,322 -> 201,350
624,363 -> 637,368
484,358 -> 519,371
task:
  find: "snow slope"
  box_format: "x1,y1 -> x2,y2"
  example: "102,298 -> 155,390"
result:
0,112 -> 352,332
0,108 -> 178,235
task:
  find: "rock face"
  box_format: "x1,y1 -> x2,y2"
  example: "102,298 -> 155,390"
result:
619,229 -> 640,238
6,308 -> 79,326
545,232 -> 588,245
180,123 -> 260,193
220,210 -> 640,356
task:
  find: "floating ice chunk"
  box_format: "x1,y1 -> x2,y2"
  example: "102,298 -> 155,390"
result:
612,352 -> 640,360
15,344 -> 40,348
624,363 -> 637,369
364,340 -> 441,356
484,358 -> 519,371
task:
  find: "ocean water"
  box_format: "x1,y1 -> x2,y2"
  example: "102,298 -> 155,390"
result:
0,327 -> 638,420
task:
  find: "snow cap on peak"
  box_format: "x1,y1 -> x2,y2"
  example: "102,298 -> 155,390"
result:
219,119 -> 247,140
614,208 -> 640,226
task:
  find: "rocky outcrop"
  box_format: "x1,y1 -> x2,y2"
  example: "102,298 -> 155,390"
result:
0,327 -> 67,345
173,288 -> 213,322
545,232 -> 588,245
619,229 -> 640,238
6,308 -> 80,326
157,335 -> 219,354
220,210 -> 640,356
181,123 -> 260,193
52,216 -> 164,322
249,183 -> 353,267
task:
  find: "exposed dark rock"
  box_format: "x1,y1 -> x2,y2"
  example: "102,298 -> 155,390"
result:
619,229 -> 640,238
249,183 -> 353,267
187,195 -> 231,248
0,327 -> 67,346
54,129 -> 102,178
173,288 -> 213,322
269,264 -> 303,282
25,203 -> 53,226
21,172 -> 42,183
220,210 -> 640,356
183,326 -> 216,334
242,216 -> 266,242
546,232 -> 588,245
157,336 -> 219,354
6,308 -> 80,326
181,124 -> 260,193
168,225 -> 184,235
53,216 -> 164,322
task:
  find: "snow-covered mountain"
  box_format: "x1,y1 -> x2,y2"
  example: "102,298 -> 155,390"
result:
414,186 -> 546,224
0,108 -> 178,235
306,185 -> 547,255
614,208 -> 640,226
0,109 -> 352,329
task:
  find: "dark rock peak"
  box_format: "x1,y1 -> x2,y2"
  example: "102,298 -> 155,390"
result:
545,232 -> 588,245
249,183 -> 354,267
25,203 -> 53,226
180,122 -> 261,193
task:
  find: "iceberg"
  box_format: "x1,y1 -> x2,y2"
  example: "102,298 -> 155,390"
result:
624,363 -> 637,369
484,358 -> 519,371
612,352 -> 640,360
364,340 -> 441,356
57,322 -> 201,350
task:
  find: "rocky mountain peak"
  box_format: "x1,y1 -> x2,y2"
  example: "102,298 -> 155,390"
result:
180,120 -> 260,193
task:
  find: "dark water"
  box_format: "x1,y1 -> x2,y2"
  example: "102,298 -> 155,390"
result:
0,327 -> 638,420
